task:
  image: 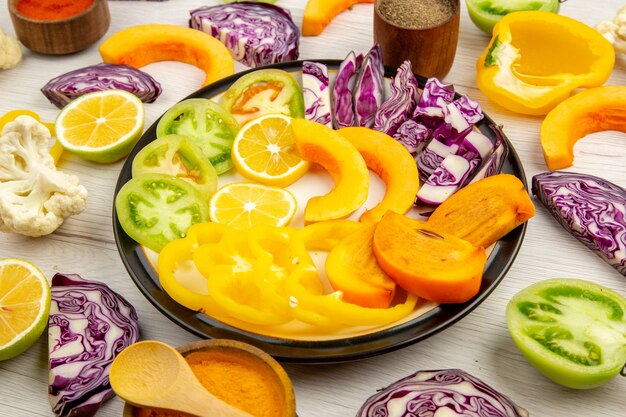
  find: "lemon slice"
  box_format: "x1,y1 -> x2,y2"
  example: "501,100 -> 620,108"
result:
209,182 -> 297,229
55,89 -> 144,164
231,114 -> 309,187
0,258 -> 50,361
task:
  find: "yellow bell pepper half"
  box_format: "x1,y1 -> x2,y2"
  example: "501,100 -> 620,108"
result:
476,11 -> 615,116
158,221 -> 419,330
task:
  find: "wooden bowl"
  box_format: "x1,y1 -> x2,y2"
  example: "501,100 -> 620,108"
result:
122,339 -> 297,417
8,0 -> 110,55
374,0 -> 460,79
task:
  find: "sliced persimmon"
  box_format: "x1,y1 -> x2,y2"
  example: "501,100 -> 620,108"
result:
372,212 -> 487,304
291,119 -> 369,224
326,223 -> 397,308
338,127 -> 420,223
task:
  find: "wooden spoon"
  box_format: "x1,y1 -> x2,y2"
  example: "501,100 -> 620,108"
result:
110,340 -> 253,417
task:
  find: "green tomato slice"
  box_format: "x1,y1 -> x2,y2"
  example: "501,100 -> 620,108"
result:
466,0 -> 560,34
156,99 -> 239,175
506,278 -> 626,389
131,134 -> 218,199
115,173 -> 209,253
219,68 -> 304,126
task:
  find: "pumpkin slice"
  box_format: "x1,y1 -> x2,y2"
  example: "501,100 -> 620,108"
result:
338,127 -> 420,223
541,86 -> 626,170
303,0 -> 374,36
373,212 -> 486,304
326,223 -> 397,308
427,174 -> 535,248
99,24 -> 234,87
291,119 -> 369,224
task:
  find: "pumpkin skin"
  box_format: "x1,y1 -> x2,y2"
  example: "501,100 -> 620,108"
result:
291,119 -> 369,224
373,212 -> 487,304
338,127 -> 420,224
302,0 -> 375,36
427,174 -> 535,248
541,86 -> 626,170
99,24 -> 234,87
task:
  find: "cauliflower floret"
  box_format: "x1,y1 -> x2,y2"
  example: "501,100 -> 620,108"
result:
0,27 -> 22,70
596,6 -> 626,54
0,115 -> 88,237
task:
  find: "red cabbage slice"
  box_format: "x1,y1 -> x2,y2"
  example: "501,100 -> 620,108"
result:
533,171 -> 626,276
41,63 -> 162,109
393,119 -> 430,156
418,77 -> 455,108
303,62 -> 332,127
48,273 -> 140,417
373,60 -> 420,136
453,95 -> 484,125
416,135 -> 463,183
353,44 -> 385,128
332,51 -> 362,129
469,125 -> 509,184
356,369 -> 529,417
189,2 -> 299,68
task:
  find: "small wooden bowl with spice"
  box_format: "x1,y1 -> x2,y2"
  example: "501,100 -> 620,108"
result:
8,0 -> 110,55
374,0 -> 460,79
122,339 -> 297,417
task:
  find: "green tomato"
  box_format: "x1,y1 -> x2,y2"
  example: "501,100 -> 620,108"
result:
466,0 -> 561,35
156,99 -> 239,175
115,173 -> 209,253
131,135 -> 218,199
219,68 -> 304,126
506,278 -> 626,389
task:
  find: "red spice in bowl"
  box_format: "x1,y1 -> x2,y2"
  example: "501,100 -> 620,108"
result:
16,0 -> 95,21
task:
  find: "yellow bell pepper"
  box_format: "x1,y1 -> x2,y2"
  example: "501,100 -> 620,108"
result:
476,11 -> 615,115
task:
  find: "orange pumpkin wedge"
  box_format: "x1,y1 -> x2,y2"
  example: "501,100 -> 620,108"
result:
303,0 -> 375,36
99,24 -> 234,87
541,86 -> 626,170
427,174 -> 535,248
326,223 -> 397,308
291,119 -> 369,224
338,127 -> 420,223
373,212 -> 487,304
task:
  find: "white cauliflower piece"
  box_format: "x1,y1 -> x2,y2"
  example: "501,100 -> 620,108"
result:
0,115 -> 88,237
596,6 -> 626,54
0,27 -> 22,70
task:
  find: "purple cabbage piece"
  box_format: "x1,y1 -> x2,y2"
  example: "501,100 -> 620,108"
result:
533,171 -> 626,276
373,60 -> 420,136
332,51 -> 362,129
189,2 -> 299,68
356,369 -> 528,417
303,62 -> 332,127
418,78 -> 455,108
453,95 -> 484,125
417,155 -> 474,205
48,273 -> 140,417
469,125 -> 509,184
393,119 -> 430,156
416,137 -> 460,182
430,102 -> 472,146
41,63 -> 162,109
353,44 -> 385,128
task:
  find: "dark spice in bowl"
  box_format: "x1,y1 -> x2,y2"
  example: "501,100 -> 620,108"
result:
378,0 -> 455,29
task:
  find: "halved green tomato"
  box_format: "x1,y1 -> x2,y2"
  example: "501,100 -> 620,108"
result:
466,0 -> 561,35
219,69 -> 304,126
131,134 -> 218,199
506,278 -> 626,389
156,99 -> 239,175
115,173 -> 209,253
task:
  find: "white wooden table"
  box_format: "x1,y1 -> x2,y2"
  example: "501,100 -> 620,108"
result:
1,1 -> 625,416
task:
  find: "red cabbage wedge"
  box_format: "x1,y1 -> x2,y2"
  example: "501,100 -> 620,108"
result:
189,2 -> 299,68
41,63 -> 162,109
356,369 -> 528,417
373,60 -> 420,136
303,61 -> 332,127
533,171 -> 626,276
48,273 -> 140,417
353,44 -> 385,128
332,51 -> 362,129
